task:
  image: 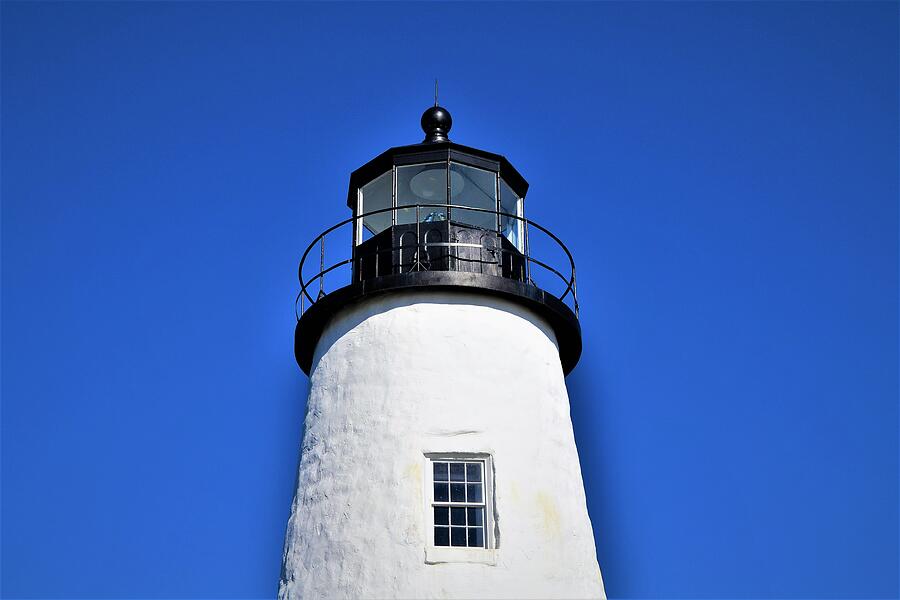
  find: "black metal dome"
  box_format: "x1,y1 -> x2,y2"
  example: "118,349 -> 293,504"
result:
421,105 -> 452,143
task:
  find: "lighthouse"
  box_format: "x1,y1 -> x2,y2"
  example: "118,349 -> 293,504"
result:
280,105 -> 605,599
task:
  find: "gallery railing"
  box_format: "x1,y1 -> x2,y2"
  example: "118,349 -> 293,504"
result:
296,203 -> 578,319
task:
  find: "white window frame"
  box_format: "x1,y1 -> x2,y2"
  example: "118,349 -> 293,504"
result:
423,452 -> 497,565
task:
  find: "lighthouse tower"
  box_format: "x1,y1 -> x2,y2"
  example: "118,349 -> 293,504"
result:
280,106 -> 605,599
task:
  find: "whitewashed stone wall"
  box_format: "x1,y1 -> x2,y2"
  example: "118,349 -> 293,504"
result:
280,291 -> 605,599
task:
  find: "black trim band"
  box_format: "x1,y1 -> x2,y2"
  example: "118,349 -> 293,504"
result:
294,271 -> 582,376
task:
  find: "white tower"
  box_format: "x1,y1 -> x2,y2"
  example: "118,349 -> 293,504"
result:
280,106 -> 605,599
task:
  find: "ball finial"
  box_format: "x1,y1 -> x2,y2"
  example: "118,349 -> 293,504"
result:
421,106 -> 452,143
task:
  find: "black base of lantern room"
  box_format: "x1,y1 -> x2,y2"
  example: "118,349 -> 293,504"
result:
293,269 -> 582,376
354,220 -> 527,282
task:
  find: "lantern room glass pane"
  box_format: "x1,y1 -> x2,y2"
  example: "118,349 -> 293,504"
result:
500,179 -> 523,251
360,171 -> 393,240
450,163 -> 497,231
397,162 -> 447,225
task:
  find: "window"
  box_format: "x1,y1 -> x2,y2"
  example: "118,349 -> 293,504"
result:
359,171 -> 393,241
396,163 -> 447,225
429,457 -> 492,549
500,178 -> 523,250
451,162 -> 497,231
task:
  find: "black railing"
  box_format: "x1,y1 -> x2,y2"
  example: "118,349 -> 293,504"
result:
296,203 -> 578,319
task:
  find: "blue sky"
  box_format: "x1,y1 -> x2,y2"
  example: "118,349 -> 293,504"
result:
2,2 -> 897,598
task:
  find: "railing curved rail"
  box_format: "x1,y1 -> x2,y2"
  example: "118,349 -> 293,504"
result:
296,203 -> 578,320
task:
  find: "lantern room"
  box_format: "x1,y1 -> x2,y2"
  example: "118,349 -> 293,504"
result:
346,106 -> 530,281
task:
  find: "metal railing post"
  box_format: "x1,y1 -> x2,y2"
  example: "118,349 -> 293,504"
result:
572,264 -> 579,317
415,204 -> 420,272
356,215 -> 362,283
318,237 -> 325,299
524,219 -> 532,284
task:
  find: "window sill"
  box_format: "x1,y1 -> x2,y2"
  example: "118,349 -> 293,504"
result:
425,546 -> 497,566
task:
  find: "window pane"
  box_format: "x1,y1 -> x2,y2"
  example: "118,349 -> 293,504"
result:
434,506 -> 449,526
450,507 -> 466,526
361,171 -> 393,238
467,527 -> 484,548
433,462 -> 448,482
450,483 -> 466,502
397,163 -> 446,225
467,507 -> 483,526
434,483 -> 449,502
466,463 -> 482,482
434,526 -> 450,546
450,527 -> 467,547
449,463 -> 465,482
500,179 -> 522,250
450,163 -> 496,230
467,483 -> 483,503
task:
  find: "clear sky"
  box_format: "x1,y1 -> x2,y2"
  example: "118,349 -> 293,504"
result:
2,2 -> 897,598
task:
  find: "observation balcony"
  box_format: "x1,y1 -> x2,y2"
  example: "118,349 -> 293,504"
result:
295,203 -> 581,375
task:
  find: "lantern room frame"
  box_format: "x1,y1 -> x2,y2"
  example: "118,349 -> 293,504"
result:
348,141 -> 529,246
